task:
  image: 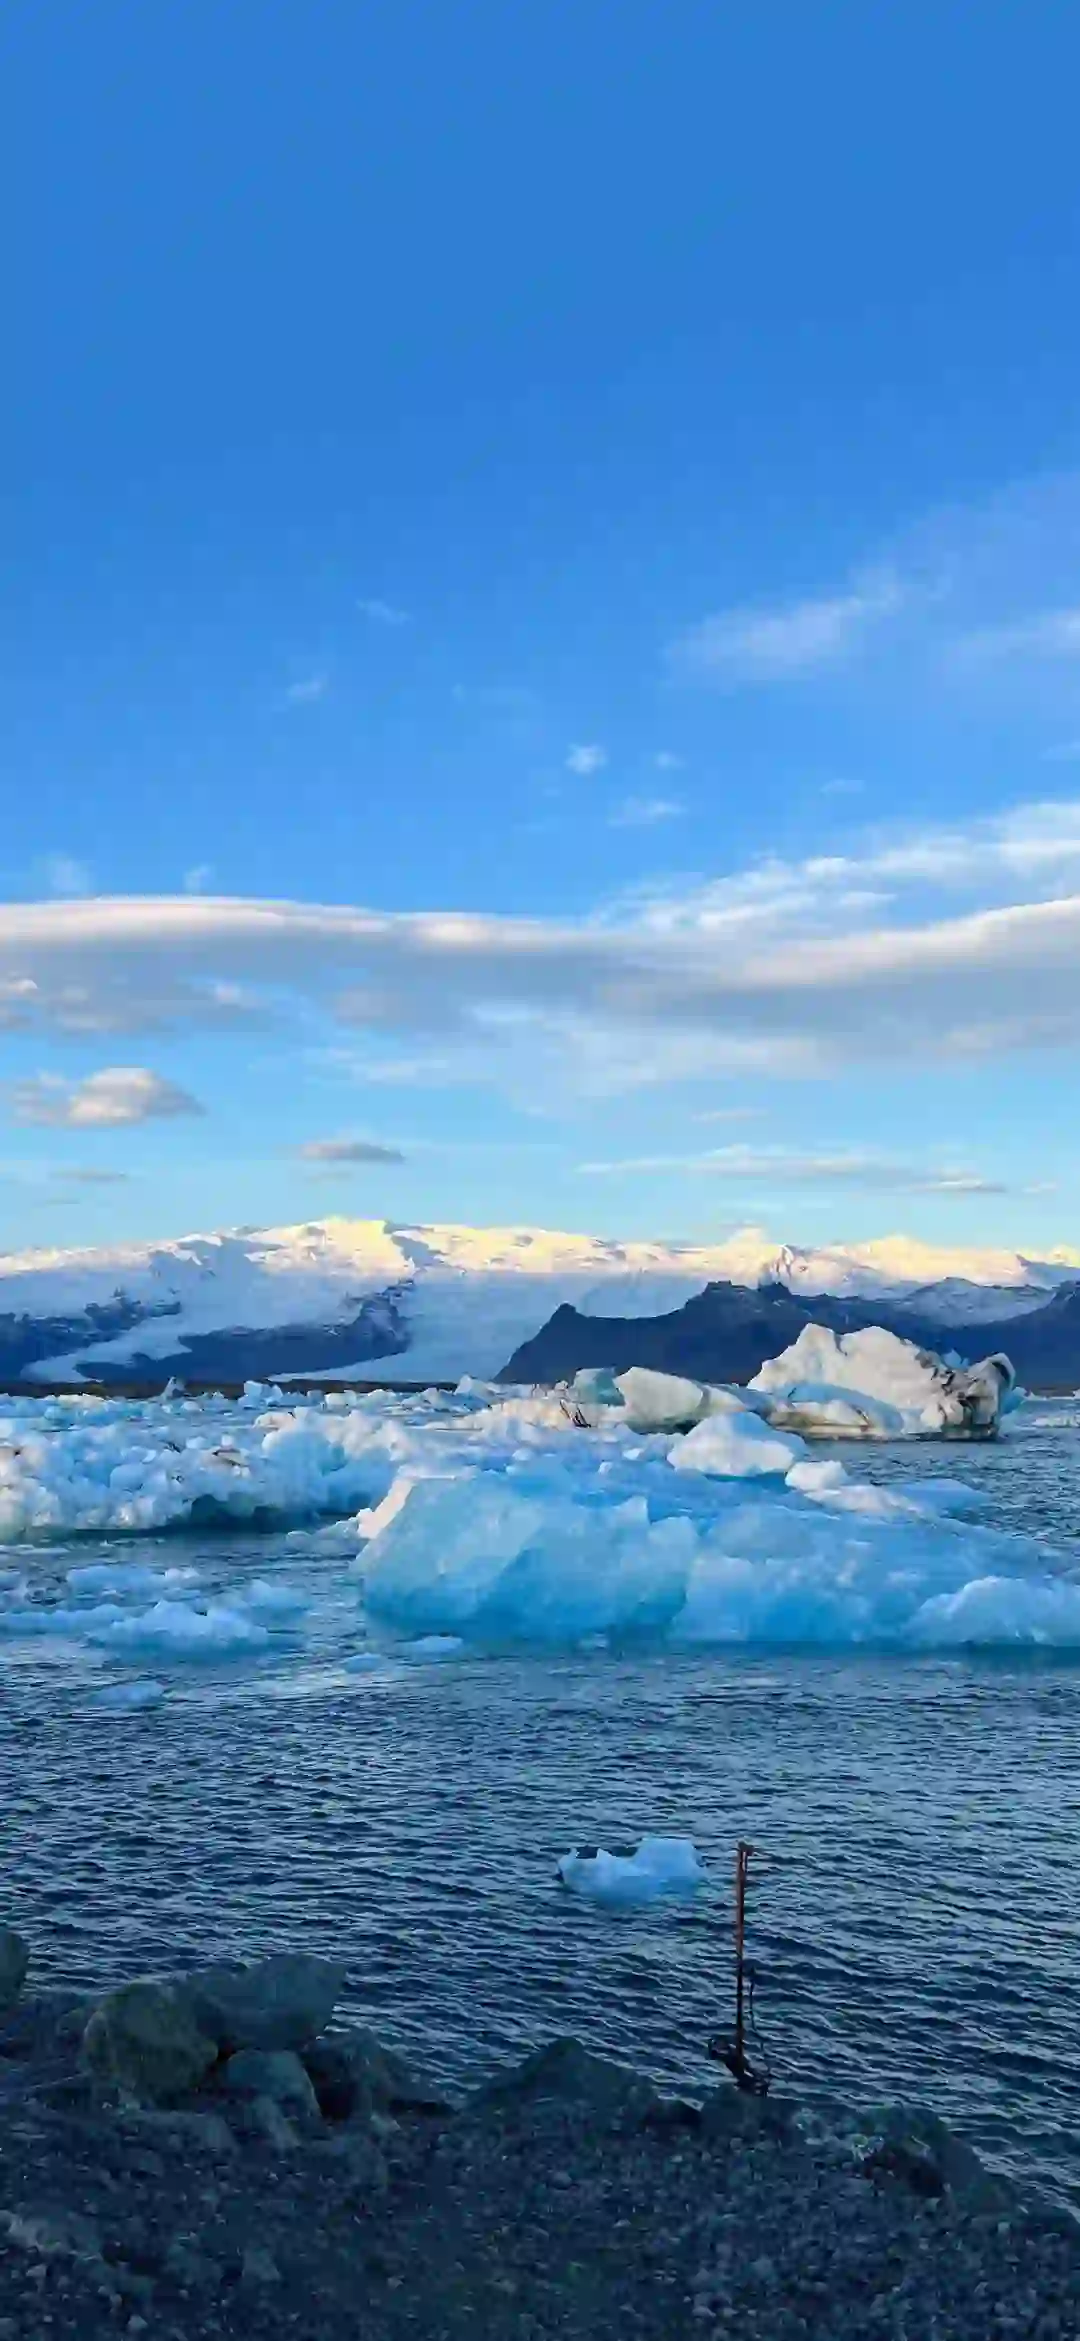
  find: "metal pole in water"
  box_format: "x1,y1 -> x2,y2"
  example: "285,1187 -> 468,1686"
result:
709,1839 -> 770,2096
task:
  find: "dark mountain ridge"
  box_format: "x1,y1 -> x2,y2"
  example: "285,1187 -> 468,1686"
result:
500,1278 -> 1080,1390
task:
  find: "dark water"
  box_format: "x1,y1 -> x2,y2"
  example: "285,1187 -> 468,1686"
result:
4,1406 -> 1080,2208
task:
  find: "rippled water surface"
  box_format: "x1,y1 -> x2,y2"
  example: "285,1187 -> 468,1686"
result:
5,1400 -> 1080,2207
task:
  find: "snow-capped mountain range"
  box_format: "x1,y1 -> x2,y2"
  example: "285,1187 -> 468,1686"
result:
1,1216 -> 1079,1387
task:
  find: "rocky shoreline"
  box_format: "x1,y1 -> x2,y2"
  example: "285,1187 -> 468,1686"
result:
1,1926 -> 1076,2340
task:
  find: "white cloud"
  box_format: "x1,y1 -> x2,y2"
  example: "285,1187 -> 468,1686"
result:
609,796 -> 684,828
955,608 -> 1080,665
578,1148 -> 1006,1194
40,855 -> 93,898
358,599 -> 411,626
692,1107 -> 764,1124
5,793 -> 1080,1093
566,743 -> 608,775
669,570 -> 903,684
284,674 -> 329,705
298,1137 -> 406,1164
11,1068 -> 204,1128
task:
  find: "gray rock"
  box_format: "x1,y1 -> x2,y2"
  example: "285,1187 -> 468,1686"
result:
223,2048 -> 319,2118
119,2108 -> 239,2158
82,1980 -> 218,2104
240,2244 -> 282,2286
471,2037 -> 671,2131
244,2094 -> 299,2152
869,2106 -> 1013,2213
0,1927 -> 29,2014
179,1951 -> 347,2052
3,2208 -> 102,2263
303,2027 -> 449,2122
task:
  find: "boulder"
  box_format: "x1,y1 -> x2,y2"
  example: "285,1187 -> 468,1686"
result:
303,2027 -> 448,2122
863,2106 -> 1013,2213
222,2048 -> 319,2119
0,1927 -> 29,2014
470,2037 -> 677,2132
180,1952 -> 347,2053
82,1981 -> 218,2104
243,2094 -> 300,2153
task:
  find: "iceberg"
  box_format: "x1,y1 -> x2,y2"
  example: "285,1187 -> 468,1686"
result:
670,1409 -> 806,1479
558,1836 -> 706,1905
2,1374 -> 1076,1659
748,1325 -> 1015,1439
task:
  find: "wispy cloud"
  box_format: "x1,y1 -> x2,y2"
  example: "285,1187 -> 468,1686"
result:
40,855 -> 93,898
184,865 -> 214,894
298,1136 -> 406,1164
11,1068 -> 204,1128
284,674 -> 329,705
609,796 -> 684,828
653,751 -> 684,771
566,743 -> 608,776
358,599 -> 411,627
954,608 -> 1080,665
54,1165 -> 132,1184
691,1107 -> 764,1124
577,1147 -> 1006,1194
669,570 -> 903,685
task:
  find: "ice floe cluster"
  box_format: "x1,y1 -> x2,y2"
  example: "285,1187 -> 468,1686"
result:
0,1341 -> 1076,1660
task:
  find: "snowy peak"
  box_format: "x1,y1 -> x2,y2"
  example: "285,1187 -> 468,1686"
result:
0,1214 -> 1076,1386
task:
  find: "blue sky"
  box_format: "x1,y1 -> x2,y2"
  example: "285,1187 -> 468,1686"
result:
4,0 -> 1080,1254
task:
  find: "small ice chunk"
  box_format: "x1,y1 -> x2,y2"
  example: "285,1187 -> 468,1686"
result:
89,1600 -> 271,1659
614,1367 -> 709,1434
558,1835 -> 706,1906
67,1562 -> 199,1596
341,1650 -> 392,1673
671,1409 -> 806,1479
243,1579 -> 310,1617
786,1457 -> 849,1496
398,1634 -> 466,1661
90,1678 -> 167,1712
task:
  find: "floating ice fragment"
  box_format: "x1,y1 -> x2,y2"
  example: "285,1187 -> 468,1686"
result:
67,1562 -> 200,1596
89,1678 -> 167,1712
558,1836 -> 706,1906
398,1634 -> 466,1661
243,1578 -> 310,1618
88,1600 -> 272,1659
671,1409 -> 806,1479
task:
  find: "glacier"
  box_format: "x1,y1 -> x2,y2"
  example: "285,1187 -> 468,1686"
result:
2,1377 -> 1079,1658
2,1214 -> 1076,1386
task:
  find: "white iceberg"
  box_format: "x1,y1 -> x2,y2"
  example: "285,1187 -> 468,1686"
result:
558,1835 -> 706,1905
749,1325 -> 1015,1439
670,1409 -> 806,1479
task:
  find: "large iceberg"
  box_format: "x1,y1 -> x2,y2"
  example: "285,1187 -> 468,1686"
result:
560,1329 -> 1016,1443
747,1325 -> 1016,1439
